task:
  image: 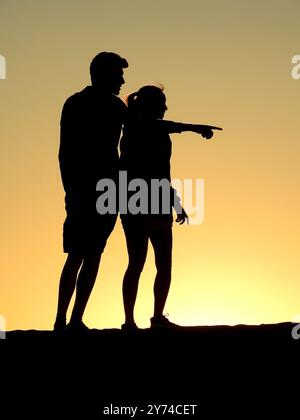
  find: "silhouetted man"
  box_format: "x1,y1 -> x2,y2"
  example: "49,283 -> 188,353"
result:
54,52 -> 128,333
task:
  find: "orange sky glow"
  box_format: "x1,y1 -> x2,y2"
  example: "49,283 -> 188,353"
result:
0,0 -> 299,330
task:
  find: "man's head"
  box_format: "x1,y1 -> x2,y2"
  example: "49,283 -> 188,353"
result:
90,52 -> 128,94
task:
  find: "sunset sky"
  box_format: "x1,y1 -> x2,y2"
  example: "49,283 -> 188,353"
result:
1,0 -> 299,330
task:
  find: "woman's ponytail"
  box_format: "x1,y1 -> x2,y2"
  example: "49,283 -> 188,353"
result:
126,92 -> 138,114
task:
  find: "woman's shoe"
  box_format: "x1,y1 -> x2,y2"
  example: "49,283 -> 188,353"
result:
150,314 -> 179,329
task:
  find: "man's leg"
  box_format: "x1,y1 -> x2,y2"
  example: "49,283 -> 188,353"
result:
150,227 -> 173,317
54,253 -> 83,330
122,227 -> 148,324
69,214 -> 117,326
69,251 -> 102,325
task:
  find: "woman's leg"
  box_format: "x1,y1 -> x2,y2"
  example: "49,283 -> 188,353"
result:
150,227 -> 173,317
122,226 -> 149,324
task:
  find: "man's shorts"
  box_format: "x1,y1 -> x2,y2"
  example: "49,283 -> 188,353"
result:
62,193 -> 117,254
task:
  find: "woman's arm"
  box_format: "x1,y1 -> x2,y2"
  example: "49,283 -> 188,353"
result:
172,187 -> 189,225
158,119 -> 223,139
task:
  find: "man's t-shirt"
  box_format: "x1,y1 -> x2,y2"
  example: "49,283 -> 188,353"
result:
59,86 -> 127,197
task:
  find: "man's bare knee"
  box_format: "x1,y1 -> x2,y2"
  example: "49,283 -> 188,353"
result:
66,253 -> 83,269
82,252 -> 102,267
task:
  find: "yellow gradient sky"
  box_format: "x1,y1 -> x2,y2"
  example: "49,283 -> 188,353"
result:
1,0 -> 299,330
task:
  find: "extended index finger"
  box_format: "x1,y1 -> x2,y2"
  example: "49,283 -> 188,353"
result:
207,126 -> 223,130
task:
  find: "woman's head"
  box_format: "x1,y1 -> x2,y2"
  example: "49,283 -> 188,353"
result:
126,85 -> 167,119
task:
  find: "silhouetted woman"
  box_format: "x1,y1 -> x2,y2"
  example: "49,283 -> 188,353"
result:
120,85 -> 221,331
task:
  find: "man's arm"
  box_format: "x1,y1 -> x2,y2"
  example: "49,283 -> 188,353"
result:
59,97 -> 84,192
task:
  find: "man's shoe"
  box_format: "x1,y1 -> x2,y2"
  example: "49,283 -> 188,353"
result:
121,322 -> 139,333
150,314 -> 180,329
53,318 -> 66,335
66,320 -> 90,335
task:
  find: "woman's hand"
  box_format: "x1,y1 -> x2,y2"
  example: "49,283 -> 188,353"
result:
176,208 -> 189,225
193,124 -> 223,140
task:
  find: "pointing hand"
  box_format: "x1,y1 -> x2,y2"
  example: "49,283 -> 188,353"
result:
193,125 -> 223,140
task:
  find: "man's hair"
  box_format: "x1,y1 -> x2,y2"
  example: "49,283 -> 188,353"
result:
90,52 -> 128,83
